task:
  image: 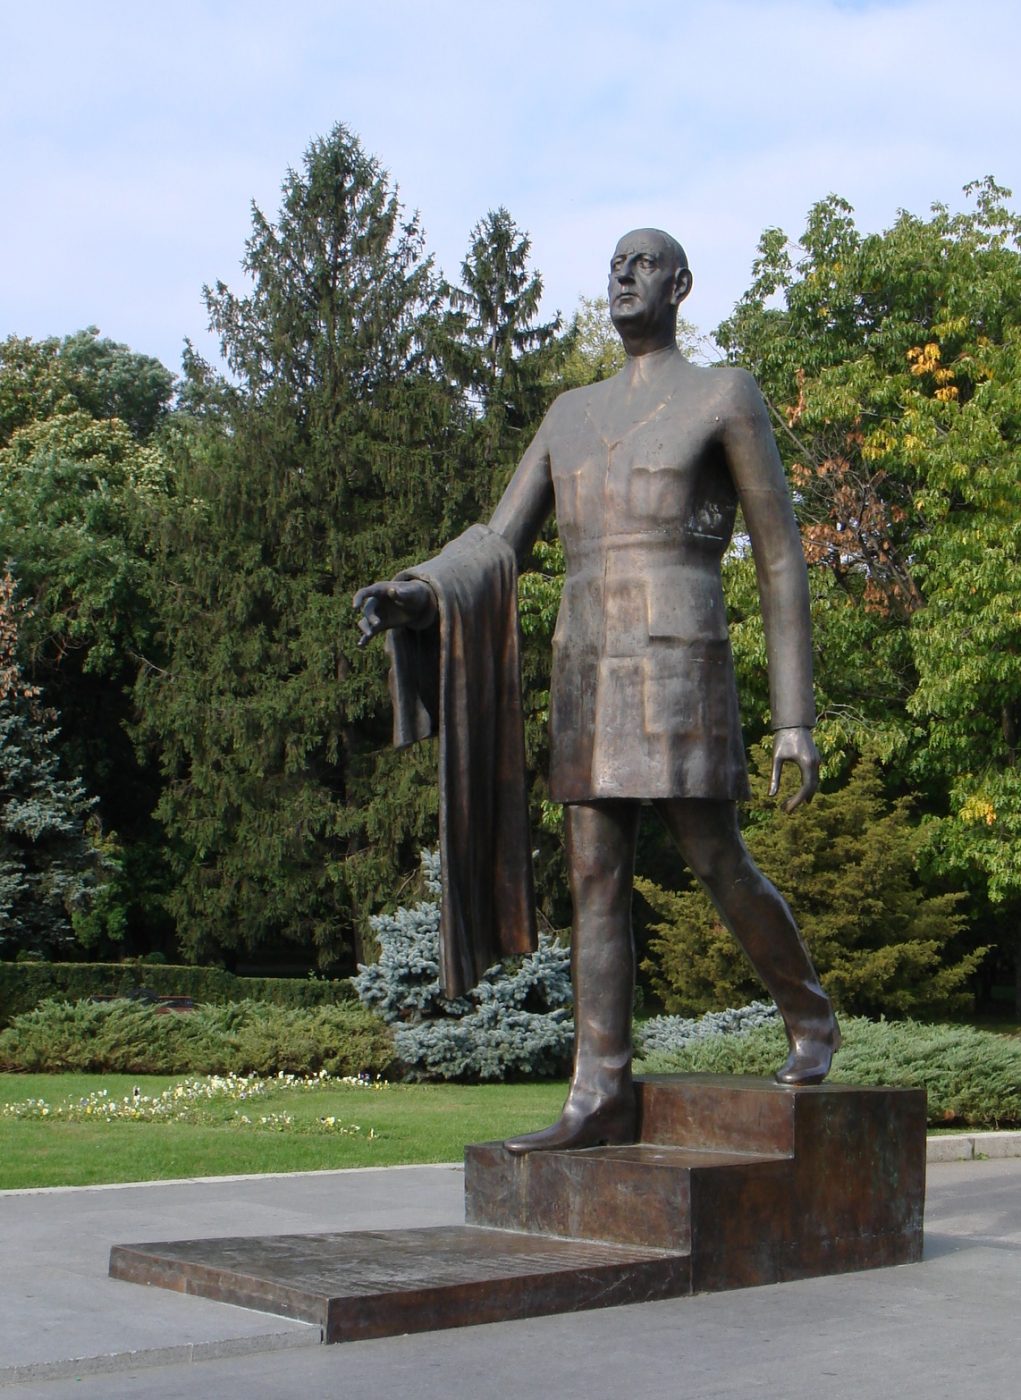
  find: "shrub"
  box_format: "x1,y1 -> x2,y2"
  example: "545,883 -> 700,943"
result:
0,998 -> 394,1077
353,850 -> 573,1081
636,1015 -> 1021,1129
639,750 -> 984,1019
0,960 -> 357,1027
637,1000 -> 780,1056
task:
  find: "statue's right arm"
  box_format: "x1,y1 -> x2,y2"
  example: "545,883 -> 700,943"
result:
488,420 -> 556,568
354,417 -> 555,645
352,578 -> 437,648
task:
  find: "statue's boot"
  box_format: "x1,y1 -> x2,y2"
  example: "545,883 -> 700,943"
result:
503,1081 -> 635,1153
657,799 -> 841,1091
774,1012 -> 842,1086
720,874 -> 841,1087
505,851 -> 637,1154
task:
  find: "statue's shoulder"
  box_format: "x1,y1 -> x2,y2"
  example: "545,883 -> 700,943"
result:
688,361 -> 759,395
544,376 -> 614,425
687,363 -> 767,420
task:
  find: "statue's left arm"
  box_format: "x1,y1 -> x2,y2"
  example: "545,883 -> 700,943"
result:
721,370 -> 819,811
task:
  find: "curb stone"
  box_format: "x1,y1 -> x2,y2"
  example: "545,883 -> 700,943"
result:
927,1131 -> 1021,1162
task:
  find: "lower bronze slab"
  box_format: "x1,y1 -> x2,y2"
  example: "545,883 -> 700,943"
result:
110,1226 -> 691,1344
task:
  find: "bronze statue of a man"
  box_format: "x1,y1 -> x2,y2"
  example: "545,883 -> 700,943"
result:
356,228 -> 840,1152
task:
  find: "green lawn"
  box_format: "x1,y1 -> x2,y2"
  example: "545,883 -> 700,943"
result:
0,1074 -> 568,1189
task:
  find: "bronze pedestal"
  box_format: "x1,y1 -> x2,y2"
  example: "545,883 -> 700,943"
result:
110,1074 -> 925,1343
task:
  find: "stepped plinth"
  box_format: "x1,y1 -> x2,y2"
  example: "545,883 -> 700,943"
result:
110,1074 -> 926,1343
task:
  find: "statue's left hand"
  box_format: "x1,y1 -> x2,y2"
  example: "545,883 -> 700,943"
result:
769,726 -> 820,813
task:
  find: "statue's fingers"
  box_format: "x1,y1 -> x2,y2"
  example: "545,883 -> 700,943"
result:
783,764 -> 818,813
783,784 -> 805,814
768,751 -> 784,798
356,602 -> 382,647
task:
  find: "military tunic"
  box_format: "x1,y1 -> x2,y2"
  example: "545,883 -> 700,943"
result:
491,345 -> 815,804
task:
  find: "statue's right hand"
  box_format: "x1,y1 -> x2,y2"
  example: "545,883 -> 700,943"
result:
352,579 -> 436,647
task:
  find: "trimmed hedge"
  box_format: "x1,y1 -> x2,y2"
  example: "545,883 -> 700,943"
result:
0,962 -> 357,1027
635,1017 -> 1021,1129
0,998 -> 395,1077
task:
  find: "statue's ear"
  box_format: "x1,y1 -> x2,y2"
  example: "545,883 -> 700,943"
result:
672,267 -> 694,307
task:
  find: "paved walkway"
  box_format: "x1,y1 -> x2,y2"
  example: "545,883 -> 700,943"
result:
1,1156 -> 1019,1398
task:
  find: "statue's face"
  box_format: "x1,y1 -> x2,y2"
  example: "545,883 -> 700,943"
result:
608,230 -> 687,336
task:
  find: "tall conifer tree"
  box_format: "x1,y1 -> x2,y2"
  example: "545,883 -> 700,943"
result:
444,208 -> 562,511
141,126 -> 468,968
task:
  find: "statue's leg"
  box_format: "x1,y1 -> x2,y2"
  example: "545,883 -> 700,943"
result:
654,798 -> 840,1086
504,799 -> 639,1153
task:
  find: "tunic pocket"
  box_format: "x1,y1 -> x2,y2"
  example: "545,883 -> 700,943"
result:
628,461 -> 685,524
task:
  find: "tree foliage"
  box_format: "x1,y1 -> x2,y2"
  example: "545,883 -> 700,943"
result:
436,207 -> 564,534
716,179 -> 1021,1002
0,334 -> 175,953
0,329 -> 173,447
139,126 -> 508,967
0,573 -> 108,958
639,749 -> 982,1019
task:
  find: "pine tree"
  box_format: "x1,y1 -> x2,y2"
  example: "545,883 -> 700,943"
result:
444,208 -> 562,512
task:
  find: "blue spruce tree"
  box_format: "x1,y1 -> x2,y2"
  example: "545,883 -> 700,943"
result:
0,572 -> 106,957
354,850 -> 573,1081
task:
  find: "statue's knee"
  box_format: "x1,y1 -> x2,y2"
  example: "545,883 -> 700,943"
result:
685,838 -> 752,894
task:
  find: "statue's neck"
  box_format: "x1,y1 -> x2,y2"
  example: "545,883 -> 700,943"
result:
622,341 -> 683,385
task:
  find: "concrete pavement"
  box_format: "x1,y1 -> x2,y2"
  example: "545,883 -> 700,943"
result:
1,1156 -> 1019,1398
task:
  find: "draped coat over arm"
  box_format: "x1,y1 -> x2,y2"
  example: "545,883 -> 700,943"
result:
386,524 -> 537,998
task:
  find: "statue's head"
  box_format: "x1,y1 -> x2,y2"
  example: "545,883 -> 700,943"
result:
608,229 -> 693,343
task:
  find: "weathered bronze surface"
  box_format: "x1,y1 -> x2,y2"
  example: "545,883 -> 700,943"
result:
110,1074 -> 924,1342
356,229 -> 840,1150
467,1074 -> 926,1293
110,1225 -> 691,1344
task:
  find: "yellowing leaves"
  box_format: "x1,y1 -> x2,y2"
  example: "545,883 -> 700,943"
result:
906,342 -> 960,401
908,342 -> 943,375
862,431 -> 896,462
960,796 -> 997,826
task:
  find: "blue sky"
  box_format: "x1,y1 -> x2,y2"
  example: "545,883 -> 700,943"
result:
2,0 -> 1018,374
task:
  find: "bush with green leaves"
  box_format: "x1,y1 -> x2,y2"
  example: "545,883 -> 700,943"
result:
0,998 -> 395,1077
639,750 -> 983,1019
353,850 -> 573,1081
0,960 -> 357,1028
636,1015 -> 1021,1129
